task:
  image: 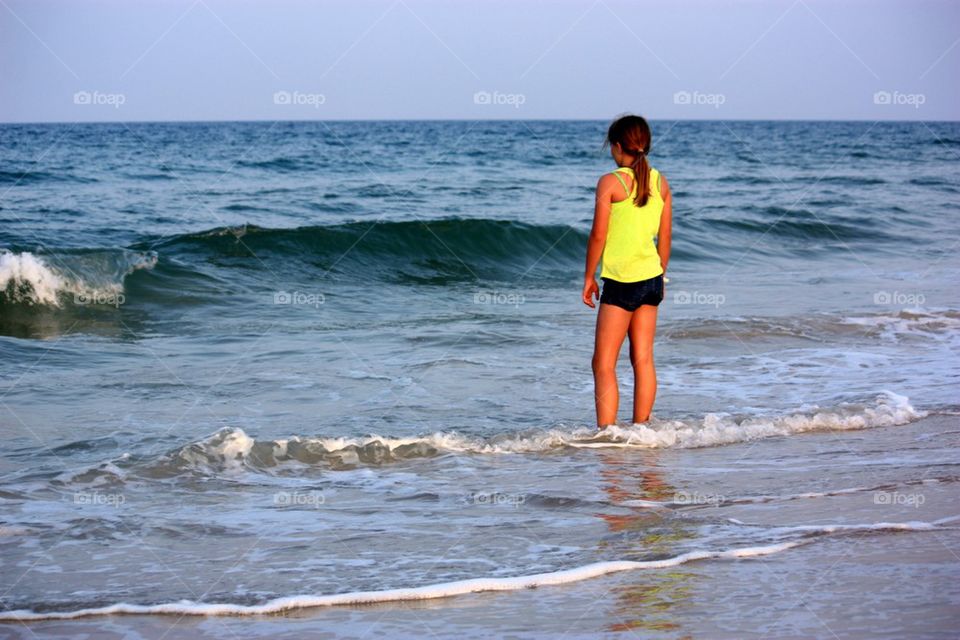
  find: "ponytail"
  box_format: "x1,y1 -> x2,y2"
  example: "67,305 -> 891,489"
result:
629,149 -> 650,207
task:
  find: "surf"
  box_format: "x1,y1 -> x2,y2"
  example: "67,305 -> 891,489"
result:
0,249 -> 156,307
5,515 -> 958,621
52,391 -> 924,481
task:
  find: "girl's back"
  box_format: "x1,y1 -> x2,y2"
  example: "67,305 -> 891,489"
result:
600,164 -> 666,283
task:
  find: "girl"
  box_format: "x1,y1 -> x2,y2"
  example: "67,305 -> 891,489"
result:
582,115 -> 672,429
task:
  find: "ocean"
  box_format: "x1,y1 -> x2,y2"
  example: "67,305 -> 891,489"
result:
1,119 -> 958,638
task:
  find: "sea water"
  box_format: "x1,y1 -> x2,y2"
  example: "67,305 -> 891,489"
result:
1,120 -> 958,638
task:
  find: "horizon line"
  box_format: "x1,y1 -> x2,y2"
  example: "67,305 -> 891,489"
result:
2,116 -> 958,126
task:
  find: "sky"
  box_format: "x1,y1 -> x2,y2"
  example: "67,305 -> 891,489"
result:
1,0 -> 958,122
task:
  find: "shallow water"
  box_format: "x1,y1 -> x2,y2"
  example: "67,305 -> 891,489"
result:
3,415 -> 957,638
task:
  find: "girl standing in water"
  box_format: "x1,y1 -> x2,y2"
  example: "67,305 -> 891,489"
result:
582,115 -> 672,429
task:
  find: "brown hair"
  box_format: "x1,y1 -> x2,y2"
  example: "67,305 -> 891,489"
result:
605,115 -> 652,207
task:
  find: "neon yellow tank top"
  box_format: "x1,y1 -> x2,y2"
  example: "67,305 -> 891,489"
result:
599,165 -> 665,282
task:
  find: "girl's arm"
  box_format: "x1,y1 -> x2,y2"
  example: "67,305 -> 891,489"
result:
582,174 -> 617,307
657,174 -> 672,275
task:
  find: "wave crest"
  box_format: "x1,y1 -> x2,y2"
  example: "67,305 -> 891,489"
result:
0,249 -> 157,307
146,218 -> 589,281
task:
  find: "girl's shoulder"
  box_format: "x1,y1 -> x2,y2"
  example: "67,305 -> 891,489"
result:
598,166 -> 667,194
655,168 -> 670,199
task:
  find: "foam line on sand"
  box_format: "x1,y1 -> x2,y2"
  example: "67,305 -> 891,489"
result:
2,542 -> 801,620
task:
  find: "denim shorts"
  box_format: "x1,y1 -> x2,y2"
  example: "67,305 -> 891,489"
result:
600,274 -> 664,311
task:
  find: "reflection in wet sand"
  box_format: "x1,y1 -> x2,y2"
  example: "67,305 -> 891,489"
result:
596,450 -> 697,634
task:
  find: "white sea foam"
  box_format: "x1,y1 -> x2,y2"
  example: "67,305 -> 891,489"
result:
0,249 -> 156,306
53,458 -> 129,486
169,392 -> 926,475
6,514 -> 955,622
0,541 -> 803,620
628,475 -> 960,509
730,514 -> 960,532
839,308 -> 960,341
623,485 -> 874,509
0,251 -> 66,305
585,390 -> 925,450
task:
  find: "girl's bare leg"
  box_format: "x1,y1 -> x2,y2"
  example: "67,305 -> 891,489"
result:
592,303 -> 634,428
628,303 -> 659,423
